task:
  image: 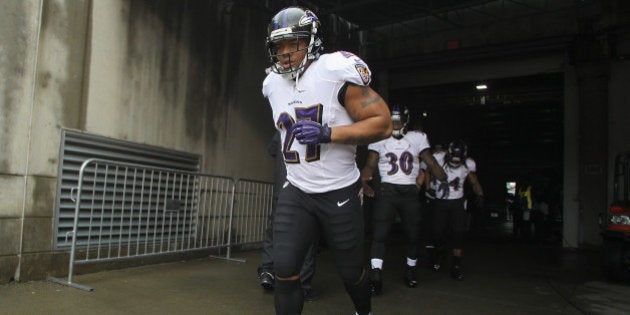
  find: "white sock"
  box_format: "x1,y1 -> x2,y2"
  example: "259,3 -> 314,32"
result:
407,257 -> 417,267
371,258 -> 383,270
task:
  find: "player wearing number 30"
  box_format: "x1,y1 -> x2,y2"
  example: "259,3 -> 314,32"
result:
261,6 -> 392,315
360,105 -> 448,295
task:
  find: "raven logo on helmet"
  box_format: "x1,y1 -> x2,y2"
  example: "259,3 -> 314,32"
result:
299,10 -> 318,26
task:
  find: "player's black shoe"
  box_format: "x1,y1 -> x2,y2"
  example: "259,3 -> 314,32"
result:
427,247 -> 442,272
450,265 -> 464,281
258,268 -> 275,291
432,262 -> 441,272
370,268 -> 383,295
404,266 -> 418,288
303,288 -> 320,302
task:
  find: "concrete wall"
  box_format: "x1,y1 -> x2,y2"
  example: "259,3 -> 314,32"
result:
84,0 -> 272,176
1,0 -> 48,283
0,0 -> 274,282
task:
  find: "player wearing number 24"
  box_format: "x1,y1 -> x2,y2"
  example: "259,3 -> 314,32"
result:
261,6 -> 392,315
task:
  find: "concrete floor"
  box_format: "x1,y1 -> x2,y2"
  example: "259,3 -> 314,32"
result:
2,223 -> 630,315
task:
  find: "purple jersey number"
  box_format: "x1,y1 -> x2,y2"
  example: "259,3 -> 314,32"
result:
384,151 -> 414,176
276,104 -> 324,163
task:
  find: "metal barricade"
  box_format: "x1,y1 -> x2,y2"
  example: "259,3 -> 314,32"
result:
49,158 -> 273,291
231,179 -> 274,245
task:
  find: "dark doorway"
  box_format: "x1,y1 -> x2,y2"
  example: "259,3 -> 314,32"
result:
390,73 -> 564,237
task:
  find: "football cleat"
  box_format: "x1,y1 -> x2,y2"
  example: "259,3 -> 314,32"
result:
450,265 -> 464,281
404,266 -> 418,288
432,263 -> 441,272
303,288 -> 320,302
258,270 -> 275,291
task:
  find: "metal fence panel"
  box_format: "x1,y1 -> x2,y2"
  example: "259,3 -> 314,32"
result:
50,159 -> 273,291
55,129 -> 201,249
232,179 -> 274,246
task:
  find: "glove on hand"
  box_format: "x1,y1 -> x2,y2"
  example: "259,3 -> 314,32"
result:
437,180 -> 450,199
292,120 -> 331,145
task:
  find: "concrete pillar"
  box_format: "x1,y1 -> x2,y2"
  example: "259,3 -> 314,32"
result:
568,18 -> 610,246
576,62 -> 609,246
563,64 -> 580,248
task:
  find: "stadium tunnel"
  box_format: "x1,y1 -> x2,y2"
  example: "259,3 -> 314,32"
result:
260,0 -> 630,249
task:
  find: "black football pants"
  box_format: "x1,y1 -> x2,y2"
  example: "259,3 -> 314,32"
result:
370,183 -> 422,262
273,180 -> 370,315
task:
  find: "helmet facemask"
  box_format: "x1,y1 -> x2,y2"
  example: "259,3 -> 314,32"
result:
266,7 -> 322,80
391,105 -> 410,139
267,33 -> 318,80
447,141 -> 468,168
447,155 -> 463,168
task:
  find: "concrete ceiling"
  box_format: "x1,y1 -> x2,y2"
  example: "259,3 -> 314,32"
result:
279,0 -> 597,42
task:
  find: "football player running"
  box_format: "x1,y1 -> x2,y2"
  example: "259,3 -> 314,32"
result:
425,140 -> 484,280
262,7 -> 392,315
360,105 -> 448,295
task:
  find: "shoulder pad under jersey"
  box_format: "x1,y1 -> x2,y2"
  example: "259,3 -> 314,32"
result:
262,71 -> 280,98
465,158 -> 477,172
316,51 -> 372,86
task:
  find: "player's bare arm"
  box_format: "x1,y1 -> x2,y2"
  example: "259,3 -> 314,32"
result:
360,151 -> 379,197
420,150 -> 448,182
467,172 -> 484,196
331,84 -> 392,145
416,169 -> 425,190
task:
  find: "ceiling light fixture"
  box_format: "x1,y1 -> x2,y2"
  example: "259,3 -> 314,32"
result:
476,84 -> 488,90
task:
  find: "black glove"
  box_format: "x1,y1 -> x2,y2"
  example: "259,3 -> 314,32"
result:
426,188 -> 436,199
437,180 -> 450,199
475,195 -> 485,209
292,120 -> 332,145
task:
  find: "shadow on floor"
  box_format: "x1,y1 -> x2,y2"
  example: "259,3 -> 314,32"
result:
1,221 -> 629,314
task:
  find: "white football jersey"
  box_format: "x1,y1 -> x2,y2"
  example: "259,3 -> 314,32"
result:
368,131 -> 431,185
262,51 -> 372,193
431,151 -> 477,200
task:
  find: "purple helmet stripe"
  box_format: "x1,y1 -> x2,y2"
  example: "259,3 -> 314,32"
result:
281,9 -> 288,28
